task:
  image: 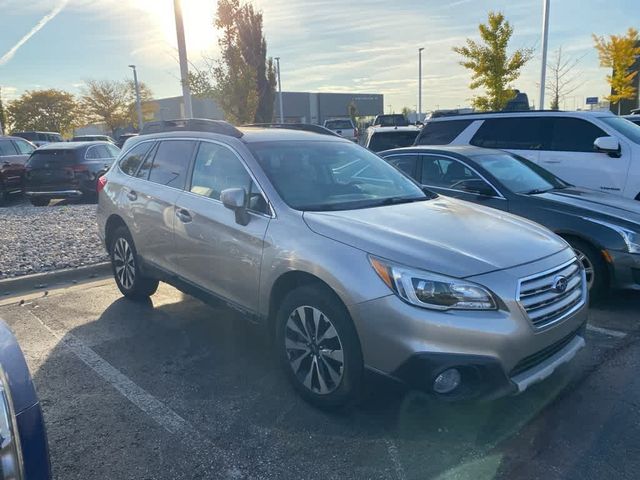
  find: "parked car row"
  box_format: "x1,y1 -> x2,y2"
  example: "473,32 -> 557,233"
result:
0,137 -> 120,206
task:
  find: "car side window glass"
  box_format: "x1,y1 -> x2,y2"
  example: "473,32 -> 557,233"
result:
13,140 -> 34,155
385,155 -> 418,178
471,118 -> 547,150
415,120 -> 472,145
0,140 -> 18,156
147,140 -> 196,189
105,144 -> 120,158
421,155 -> 490,191
118,142 -> 153,176
549,118 -> 607,152
190,142 -> 253,201
85,146 -> 100,159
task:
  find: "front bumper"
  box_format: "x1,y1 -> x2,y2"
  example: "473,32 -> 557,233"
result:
349,250 -> 588,400
608,250 -> 640,290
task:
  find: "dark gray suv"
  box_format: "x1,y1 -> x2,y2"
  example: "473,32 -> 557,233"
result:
97,120 -> 587,408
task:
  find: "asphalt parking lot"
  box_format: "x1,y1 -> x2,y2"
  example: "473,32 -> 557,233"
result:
1,279 -> 639,480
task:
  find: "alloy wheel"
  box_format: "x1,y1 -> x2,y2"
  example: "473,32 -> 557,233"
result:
284,306 -> 344,395
573,248 -> 595,290
113,237 -> 136,290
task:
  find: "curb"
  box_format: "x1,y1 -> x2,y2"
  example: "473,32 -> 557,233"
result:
0,262 -> 112,297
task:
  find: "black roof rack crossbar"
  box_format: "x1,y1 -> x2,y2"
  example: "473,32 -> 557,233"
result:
140,118 -> 243,137
242,123 -> 341,137
430,109 -> 567,119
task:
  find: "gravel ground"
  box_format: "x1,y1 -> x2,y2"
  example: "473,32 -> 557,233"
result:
0,202 -> 107,279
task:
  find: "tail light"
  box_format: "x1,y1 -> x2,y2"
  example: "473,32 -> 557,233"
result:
71,164 -> 89,173
97,175 -> 107,193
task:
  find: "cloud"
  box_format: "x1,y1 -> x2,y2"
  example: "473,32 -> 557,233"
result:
0,0 -> 69,66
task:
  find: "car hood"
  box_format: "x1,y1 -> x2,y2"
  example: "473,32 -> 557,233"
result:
303,196 -> 568,278
534,187 -> 640,226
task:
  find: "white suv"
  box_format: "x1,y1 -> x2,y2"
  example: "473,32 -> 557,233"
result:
416,111 -> 640,200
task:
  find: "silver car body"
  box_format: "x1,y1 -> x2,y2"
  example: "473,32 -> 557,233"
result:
98,128 -> 587,397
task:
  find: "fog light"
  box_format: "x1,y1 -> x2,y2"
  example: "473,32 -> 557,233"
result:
433,368 -> 461,394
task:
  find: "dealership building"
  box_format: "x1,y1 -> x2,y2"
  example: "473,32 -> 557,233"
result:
148,91 -> 384,125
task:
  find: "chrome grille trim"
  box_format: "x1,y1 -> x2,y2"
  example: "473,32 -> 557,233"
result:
517,258 -> 587,330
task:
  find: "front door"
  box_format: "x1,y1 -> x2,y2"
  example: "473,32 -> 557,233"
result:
173,141 -> 271,313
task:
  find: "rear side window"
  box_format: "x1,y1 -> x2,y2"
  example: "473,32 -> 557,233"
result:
85,145 -> 112,160
325,120 -> 353,129
26,150 -> 77,167
119,142 -> 153,176
549,118 -> 606,152
147,140 -> 196,189
471,118 -> 548,150
368,131 -> 419,152
385,154 -> 418,178
0,140 -> 18,156
416,120 -> 472,145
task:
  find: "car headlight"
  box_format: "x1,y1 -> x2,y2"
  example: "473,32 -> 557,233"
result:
369,256 -> 497,310
621,230 -> 640,254
0,367 -> 23,480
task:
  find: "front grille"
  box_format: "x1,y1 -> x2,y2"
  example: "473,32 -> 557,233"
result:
517,259 -> 586,329
510,328 -> 580,377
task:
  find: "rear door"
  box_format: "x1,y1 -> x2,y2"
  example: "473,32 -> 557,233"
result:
418,154 -> 508,211
470,117 -> 546,163
0,140 -> 24,191
173,141 -> 271,312
124,139 -> 197,272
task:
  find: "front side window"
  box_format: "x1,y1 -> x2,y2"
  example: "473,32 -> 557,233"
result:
421,155 -> 496,196
119,142 -> 153,176
249,140 -> 426,211
416,120 -> 472,145
85,145 -> 112,160
147,140 -> 196,189
0,140 -> 18,156
549,118 -> 606,152
385,154 -> 418,178
471,118 -> 548,150
105,144 -> 120,157
13,139 -> 35,155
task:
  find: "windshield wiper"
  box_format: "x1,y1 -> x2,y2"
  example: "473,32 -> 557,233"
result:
374,196 -> 430,207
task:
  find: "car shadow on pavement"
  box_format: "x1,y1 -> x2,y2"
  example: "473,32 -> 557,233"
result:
28,286 -> 619,480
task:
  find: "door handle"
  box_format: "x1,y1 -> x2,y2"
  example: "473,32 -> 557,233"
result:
175,208 -> 192,223
127,190 -> 138,201
542,160 -> 561,164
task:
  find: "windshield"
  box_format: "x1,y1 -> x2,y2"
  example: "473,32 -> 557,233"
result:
600,116 -> 640,144
27,150 -> 77,168
249,140 -> 426,211
472,152 -> 568,193
368,131 -> 419,152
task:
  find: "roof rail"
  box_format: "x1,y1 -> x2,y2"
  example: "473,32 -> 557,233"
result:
430,109 -> 567,119
140,118 -> 243,137
242,123 -> 341,137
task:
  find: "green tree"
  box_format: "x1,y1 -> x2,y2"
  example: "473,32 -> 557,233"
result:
81,79 -> 155,134
0,87 -> 6,134
348,101 -> 359,126
7,89 -> 78,135
189,0 -> 276,124
593,28 -> 640,114
401,106 -> 412,118
453,11 -> 533,111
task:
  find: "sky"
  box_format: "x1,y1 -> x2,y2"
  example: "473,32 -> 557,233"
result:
0,0 -> 638,112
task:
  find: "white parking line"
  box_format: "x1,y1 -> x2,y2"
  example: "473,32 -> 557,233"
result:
385,438 -> 407,480
586,324 -> 627,338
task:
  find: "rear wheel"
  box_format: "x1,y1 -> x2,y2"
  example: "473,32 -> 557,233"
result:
29,197 -> 49,207
275,284 -> 364,408
0,183 -> 6,206
565,238 -> 608,300
109,226 -> 159,300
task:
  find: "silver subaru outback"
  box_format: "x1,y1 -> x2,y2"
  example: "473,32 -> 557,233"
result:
97,120 -> 587,408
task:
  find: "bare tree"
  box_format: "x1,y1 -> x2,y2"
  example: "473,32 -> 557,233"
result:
545,47 -> 585,110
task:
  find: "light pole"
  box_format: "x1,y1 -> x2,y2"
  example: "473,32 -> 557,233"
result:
275,57 -> 283,123
539,0 -> 550,110
173,0 -> 193,118
418,47 -> 424,121
128,65 -> 144,130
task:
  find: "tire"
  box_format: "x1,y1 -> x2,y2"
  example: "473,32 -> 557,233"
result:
0,183 -> 6,207
109,226 -> 159,300
275,284 -> 364,408
565,238 -> 608,300
29,197 -> 49,207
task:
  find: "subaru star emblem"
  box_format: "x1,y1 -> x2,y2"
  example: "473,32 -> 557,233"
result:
552,275 -> 568,293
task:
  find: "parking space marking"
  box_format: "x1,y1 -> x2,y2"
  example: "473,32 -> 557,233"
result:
587,324 -> 627,338
384,438 -> 407,480
27,308 -> 195,436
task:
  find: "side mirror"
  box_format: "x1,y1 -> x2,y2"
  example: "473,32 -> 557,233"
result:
594,136 -> 621,157
461,179 -> 496,197
220,187 -> 249,226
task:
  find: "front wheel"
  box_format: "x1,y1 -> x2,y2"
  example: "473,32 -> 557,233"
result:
110,227 -> 159,300
275,285 -> 364,408
566,238 -> 608,300
29,197 -> 49,207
